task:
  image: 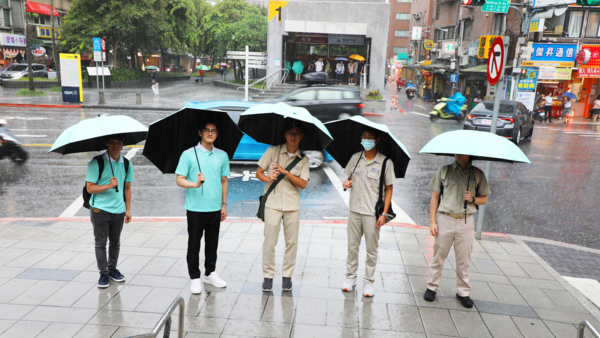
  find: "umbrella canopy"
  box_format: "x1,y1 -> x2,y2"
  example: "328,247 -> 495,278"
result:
196,65 -> 210,70
419,130 -> 531,164
562,92 -> 577,100
324,116 -> 411,178
334,57 -> 348,61
49,115 -> 148,155
143,107 -> 244,174
292,61 -> 304,74
146,66 -> 159,70
238,103 -> 333,151
349,55 -> 365,61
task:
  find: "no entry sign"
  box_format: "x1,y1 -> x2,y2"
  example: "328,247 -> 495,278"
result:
487,37 -> 504,86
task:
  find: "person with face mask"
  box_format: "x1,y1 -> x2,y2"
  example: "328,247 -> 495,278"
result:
341,127 -> 395,297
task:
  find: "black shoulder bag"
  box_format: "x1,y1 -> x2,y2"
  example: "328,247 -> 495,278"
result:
256,155 -> 304,221
83,155 -> 130,209
375,157 -> 396,223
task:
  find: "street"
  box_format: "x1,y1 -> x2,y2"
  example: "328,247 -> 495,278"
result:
2,89 -> 600,250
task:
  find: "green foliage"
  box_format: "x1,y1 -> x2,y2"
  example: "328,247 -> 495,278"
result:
366,89 -> 382,100
16,77 -> 57,81
109,69 -> 150,81
16,89 -> 46,96
49,86 -> 62,92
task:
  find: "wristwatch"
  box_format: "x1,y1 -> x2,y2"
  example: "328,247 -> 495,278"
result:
471,196 -> 476,203
381,213 -> 387,217
222,202 -> 227,206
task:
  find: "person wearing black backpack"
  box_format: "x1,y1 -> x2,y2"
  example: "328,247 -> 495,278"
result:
86,135 -> 133,288
423,154 -> 491,308
341,127 -> 395,298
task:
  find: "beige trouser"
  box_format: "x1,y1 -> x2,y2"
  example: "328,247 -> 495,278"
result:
346,211 -> 380,284
262,207 -> 300,278
427,212 -> 475,297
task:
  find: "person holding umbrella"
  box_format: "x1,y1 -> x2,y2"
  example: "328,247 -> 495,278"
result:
256,120 -> 310,292
175,121 -> 230,295
151,69 -> 159,97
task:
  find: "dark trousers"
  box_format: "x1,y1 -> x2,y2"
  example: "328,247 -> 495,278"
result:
336,73 -> 342,81
543,106 -> 553,122
90,209 -> 125,274
186,210 -> 221,279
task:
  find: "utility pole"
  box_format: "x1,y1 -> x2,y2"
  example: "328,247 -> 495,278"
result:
455,3 -> 464,91
22,0 -> 34,92
50,0 -> 61,87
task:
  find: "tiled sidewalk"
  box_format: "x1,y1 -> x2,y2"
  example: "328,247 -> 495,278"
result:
0,219 -> 599,338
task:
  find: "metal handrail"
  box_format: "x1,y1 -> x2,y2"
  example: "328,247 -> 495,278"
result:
126,297 -> 185,338
578,320 -> 600,338
236,69 -> 289,93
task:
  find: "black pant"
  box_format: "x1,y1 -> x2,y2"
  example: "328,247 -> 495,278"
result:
90,209 -> 125,274
543,106 -> 552,122
186,210 -> 221,279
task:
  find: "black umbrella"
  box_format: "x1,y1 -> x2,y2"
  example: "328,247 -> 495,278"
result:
143,107 -> 243,174
324,116 -> 411,178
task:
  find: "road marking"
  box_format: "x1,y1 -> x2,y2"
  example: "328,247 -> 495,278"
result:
414,104 -> 428,109
58,148 -> 140,217
321,163 -> 415,224
562,276 -> 600,309
409,111 -> 429,118
14,135 -> 47,138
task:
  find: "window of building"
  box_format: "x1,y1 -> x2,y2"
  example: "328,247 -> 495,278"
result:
585,11 -> 600,38
393,47 -> 408,54
462,20 -> 473,41
0,0 -> 8,6
437,26 -> 455,40
0,8 -> 10,27
566,11 -> 584,37
423,11 -> 427,25
394,30 -> 410,37
397,0 -> 411,2
396,13 -> 410,20
544,7 -> 567,36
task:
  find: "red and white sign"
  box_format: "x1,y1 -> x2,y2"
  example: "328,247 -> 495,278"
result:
577,45 -> 600,78
101,38 -> 106,52
31,46 -> 46,57
487,37 -> 504,86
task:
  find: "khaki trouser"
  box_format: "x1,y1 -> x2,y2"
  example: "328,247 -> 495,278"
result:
262,207 -> 300,278
346,211 -> 380,284
427,212 -> 475,297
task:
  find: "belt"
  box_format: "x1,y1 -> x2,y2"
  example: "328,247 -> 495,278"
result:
439,211 -> 473,219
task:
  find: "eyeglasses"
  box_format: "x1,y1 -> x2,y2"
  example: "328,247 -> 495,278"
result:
286,131 -> 302,137
203,128 -> 218,135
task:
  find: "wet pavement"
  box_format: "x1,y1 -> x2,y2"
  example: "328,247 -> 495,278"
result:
2,82 -> 600,336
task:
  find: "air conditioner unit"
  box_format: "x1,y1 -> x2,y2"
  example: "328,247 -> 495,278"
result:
468,47 -> 478,56
460,56 -> 469,66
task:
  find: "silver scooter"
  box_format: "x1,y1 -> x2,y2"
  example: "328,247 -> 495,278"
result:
0,119 -> 28,165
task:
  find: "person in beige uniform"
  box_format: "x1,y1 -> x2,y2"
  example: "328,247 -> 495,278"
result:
256,123 -> 310,292
424,154 -> 491,308
341,127 -> 395,297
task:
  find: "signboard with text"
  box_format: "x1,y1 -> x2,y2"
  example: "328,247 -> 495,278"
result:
0,33 -> 27,47
482,0 -> 510,13
478,35 -> 501,59
577,45 -> 600,78
59,53 -> 83,103
442,41 -> 457,55
411,27 -> 422,40
516,67 -> 538,110
522,43 -> 577,67
328,34 -> 364,45
92,37 -> 102,62
533,0 -> 576,8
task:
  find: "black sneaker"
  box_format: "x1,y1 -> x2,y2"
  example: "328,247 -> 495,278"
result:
262,278 -> 273,292
282,277 -> 293,291
98,273 -> 109,288
109,269 -> 126,282
456,294 -> 474,308
424,289 -> 436,302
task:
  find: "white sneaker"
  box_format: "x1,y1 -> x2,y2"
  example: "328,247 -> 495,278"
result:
341,278 -> 357,292
363,283 -> 375,297
202,272 -> 227,288
190,278 -> 203,294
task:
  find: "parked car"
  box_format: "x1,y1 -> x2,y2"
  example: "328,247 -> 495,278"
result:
160,64 -> 179,73
463,100 -> 534,144
184,100 -> 334,169
266,85 -> 364,123
0,63 -> 49,82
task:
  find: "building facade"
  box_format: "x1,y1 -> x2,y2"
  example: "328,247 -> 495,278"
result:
387,0 -> 412,71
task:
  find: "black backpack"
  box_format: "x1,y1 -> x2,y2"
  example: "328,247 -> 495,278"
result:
83,154 -> 130,209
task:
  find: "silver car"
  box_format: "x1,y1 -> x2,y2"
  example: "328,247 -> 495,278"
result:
0,64 -> 49,82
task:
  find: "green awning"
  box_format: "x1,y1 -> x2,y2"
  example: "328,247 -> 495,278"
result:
461,61 -> 514,73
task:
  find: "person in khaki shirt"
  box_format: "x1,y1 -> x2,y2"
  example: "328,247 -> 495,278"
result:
256,123 -> 310,292
341,127 -> 395,297
424,154 -> 491,308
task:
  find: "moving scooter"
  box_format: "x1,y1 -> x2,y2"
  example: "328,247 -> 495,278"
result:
531,107 -> 545,122
429,98 -> 468,122
0,119 -> 28,165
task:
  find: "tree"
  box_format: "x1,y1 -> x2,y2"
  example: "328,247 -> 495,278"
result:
22,0 -> 34,92
50,0 -> 61,86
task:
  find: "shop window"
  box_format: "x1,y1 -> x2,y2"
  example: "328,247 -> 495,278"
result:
309,45 -> 327,56
585,11 -> 600,38
437,27 -> 455,40
0,8 -> 10,27
394,30 -> 410,37
330,45 -> 349,56
396,13 -> 410,20
566,11 -> 584,37
393,47 -> 408,54
462,20 -> 473,41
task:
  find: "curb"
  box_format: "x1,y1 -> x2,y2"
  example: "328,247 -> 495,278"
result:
0,102 -> 82,109
81,105 -> 178,111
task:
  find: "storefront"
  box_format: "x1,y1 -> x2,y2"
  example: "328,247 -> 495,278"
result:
576,44 -> 600,118
0,33 -> 27,67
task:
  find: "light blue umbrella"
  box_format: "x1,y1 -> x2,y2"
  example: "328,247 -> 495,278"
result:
562,92 -> 577,100
238,102 -> 333,150
49,115 -> 148,154
335,57 -> 348,61
419,130 -> 531,164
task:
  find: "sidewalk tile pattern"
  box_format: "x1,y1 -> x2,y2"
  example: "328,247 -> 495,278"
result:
526,241 -> 600,281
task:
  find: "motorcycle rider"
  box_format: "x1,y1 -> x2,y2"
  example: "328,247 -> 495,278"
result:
446,88 -> 466,116
406,81 -> 416,99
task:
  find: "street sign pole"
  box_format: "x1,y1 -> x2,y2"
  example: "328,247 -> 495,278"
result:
93,37 -> 101,104
476,18 -> 509,240
245,45 -> 249,102
101,38 -> 106,92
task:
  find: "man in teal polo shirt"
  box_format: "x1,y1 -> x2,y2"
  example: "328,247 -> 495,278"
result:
86,135 -> 134,288
176,122 -> 229,295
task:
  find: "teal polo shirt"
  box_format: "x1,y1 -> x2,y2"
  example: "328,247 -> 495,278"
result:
86,152 -> 134,214
175,143 -> 230,212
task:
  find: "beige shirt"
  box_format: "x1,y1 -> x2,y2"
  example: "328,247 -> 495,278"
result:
429,162 -> 491,215
344,151 -> 396,216
258,144 -> 310,211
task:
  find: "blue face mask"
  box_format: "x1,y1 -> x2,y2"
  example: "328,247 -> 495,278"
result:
361,139 -> 376,151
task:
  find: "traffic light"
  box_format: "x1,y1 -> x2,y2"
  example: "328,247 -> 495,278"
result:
463,0 -> 485,6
